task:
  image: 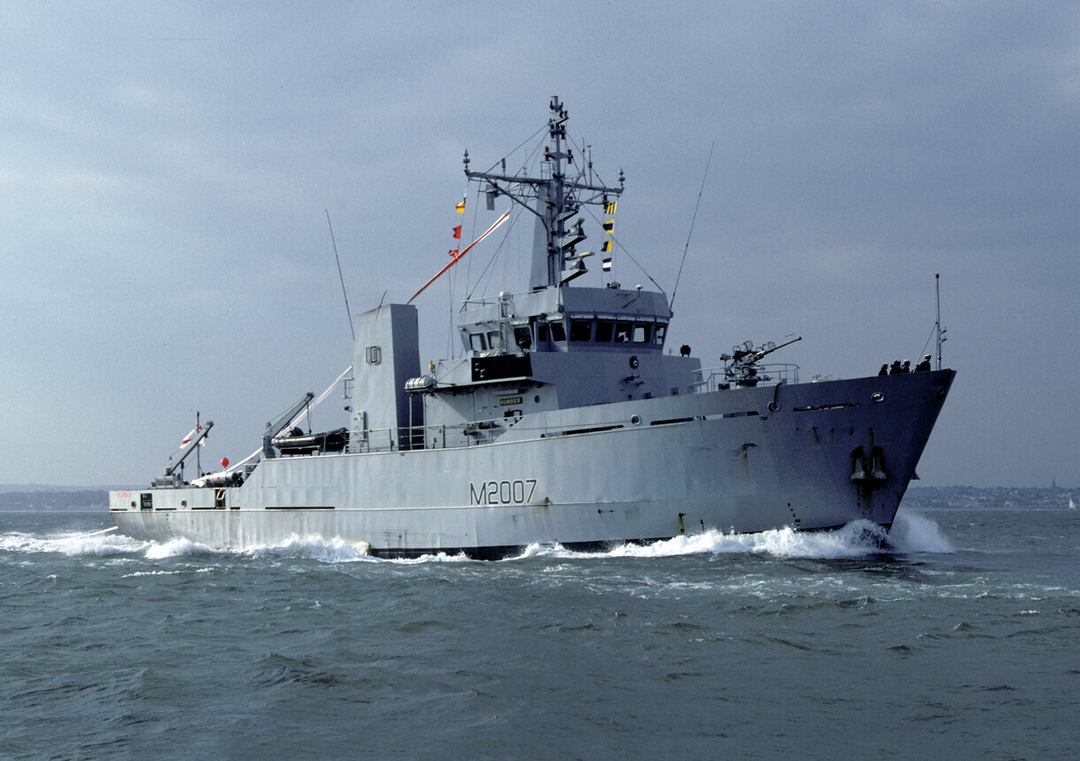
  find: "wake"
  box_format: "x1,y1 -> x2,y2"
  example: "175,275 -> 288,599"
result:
517,511 -> 954,561
1,511 -> 952,564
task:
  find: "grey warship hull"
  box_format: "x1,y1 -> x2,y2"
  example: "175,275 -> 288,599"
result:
110,97 -> 955,557
112,370 -> 953,557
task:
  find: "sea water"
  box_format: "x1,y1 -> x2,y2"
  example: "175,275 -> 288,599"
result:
1,507 -> 1078,760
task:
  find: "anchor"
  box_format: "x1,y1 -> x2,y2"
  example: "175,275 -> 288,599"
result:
851,446 -> 887,484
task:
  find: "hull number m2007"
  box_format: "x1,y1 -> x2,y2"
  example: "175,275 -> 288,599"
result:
470,479 -> 538,506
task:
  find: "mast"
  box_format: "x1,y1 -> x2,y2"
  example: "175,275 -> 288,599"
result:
464,96 -> 624,291
935,273 -> 946,371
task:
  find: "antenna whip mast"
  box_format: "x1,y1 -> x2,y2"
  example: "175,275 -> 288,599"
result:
671,141 -> 715,312
935,273 -> 947,370
326,210 -> 355,341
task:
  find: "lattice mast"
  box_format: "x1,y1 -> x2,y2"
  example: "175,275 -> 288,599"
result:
464,96 -> 624,291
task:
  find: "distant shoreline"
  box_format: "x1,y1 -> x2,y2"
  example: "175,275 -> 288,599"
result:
0,489 -> 112,511
903,485 -> 1077,510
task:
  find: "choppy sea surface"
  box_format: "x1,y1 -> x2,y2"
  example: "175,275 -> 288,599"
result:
2,507 -> 1078,760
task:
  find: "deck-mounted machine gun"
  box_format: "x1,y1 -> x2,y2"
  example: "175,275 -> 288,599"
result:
154,421 -> 215,487
721,337 -> 802,387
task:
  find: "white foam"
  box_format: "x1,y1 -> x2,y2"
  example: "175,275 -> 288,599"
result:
120,569 -> 187,578
287,536 -> 469,563
512,514 -> 959,562
242,534 -> 374,563
887,511 -> 955,553
136,533 -> 472,564
513,520 -> 897,561
0,530 -> 142,557
143,536 -> 215,559
4,512 -> 954,564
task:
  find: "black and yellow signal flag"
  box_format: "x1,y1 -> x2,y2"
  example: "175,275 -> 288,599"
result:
602,202 -> 616,272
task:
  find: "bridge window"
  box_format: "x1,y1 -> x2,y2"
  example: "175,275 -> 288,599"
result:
569,319 -> 592,342
487,331 -> 502,350
514,326 -> 532,350
655,323 -> 667,346
615,321 -> 632,342
549,320 -> 566,343
595,320 -> 614,342
633,324 -> 652,343
469,333 -> 487,351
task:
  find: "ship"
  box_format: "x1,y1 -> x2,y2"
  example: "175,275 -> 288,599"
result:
110,96 -> 956,558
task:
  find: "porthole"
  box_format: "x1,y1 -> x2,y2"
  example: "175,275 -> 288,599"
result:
871,392 -> 885,403
630,414 -> 642,426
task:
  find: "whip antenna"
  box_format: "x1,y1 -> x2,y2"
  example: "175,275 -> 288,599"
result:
670,141 -> 715,312
326,210 -> 355,341
935,273 -> 947,370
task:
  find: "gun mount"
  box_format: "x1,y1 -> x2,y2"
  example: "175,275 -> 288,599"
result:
721,336 -> 802,387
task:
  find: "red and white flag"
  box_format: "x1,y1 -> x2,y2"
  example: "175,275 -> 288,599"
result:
408,209 -> 510,304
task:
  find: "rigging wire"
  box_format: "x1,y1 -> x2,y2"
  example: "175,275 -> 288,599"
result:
326,210 -> 355,341
670,141 -> 715,313
478,124 -> 547,175
464,207 -> 519,302
554,130 -> 665,294
918,323 -> 937,364
287,365 -> 354,430
565,132 -> 618,197
224,365 -> 354,475
457,129 -> 546,305
459,122 -> 636,300
578,203 -> 665,294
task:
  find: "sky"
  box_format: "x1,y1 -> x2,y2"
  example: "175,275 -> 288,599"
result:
2,2 -> 1078,488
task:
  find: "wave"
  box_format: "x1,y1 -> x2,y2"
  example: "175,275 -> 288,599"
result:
2,511 -> 951,564
0,528 -> 141,557
516,512 -> 954,561
156,522 -> 920,564
886,511 -> 955,553
251,536 -> 470,564
139,533 -> 473,565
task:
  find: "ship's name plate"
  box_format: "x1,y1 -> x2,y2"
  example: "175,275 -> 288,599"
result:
469,479 -> 538,506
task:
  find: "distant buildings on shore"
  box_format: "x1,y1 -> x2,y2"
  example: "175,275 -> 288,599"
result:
0,489 -> 110,511
905,485 -> 1078,510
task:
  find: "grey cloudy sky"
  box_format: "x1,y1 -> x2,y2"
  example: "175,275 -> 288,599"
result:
2,2 -> 1077,488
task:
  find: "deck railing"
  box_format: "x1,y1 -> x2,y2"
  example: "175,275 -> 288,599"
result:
270,363 -> 800,460
692,363 -> 800,393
